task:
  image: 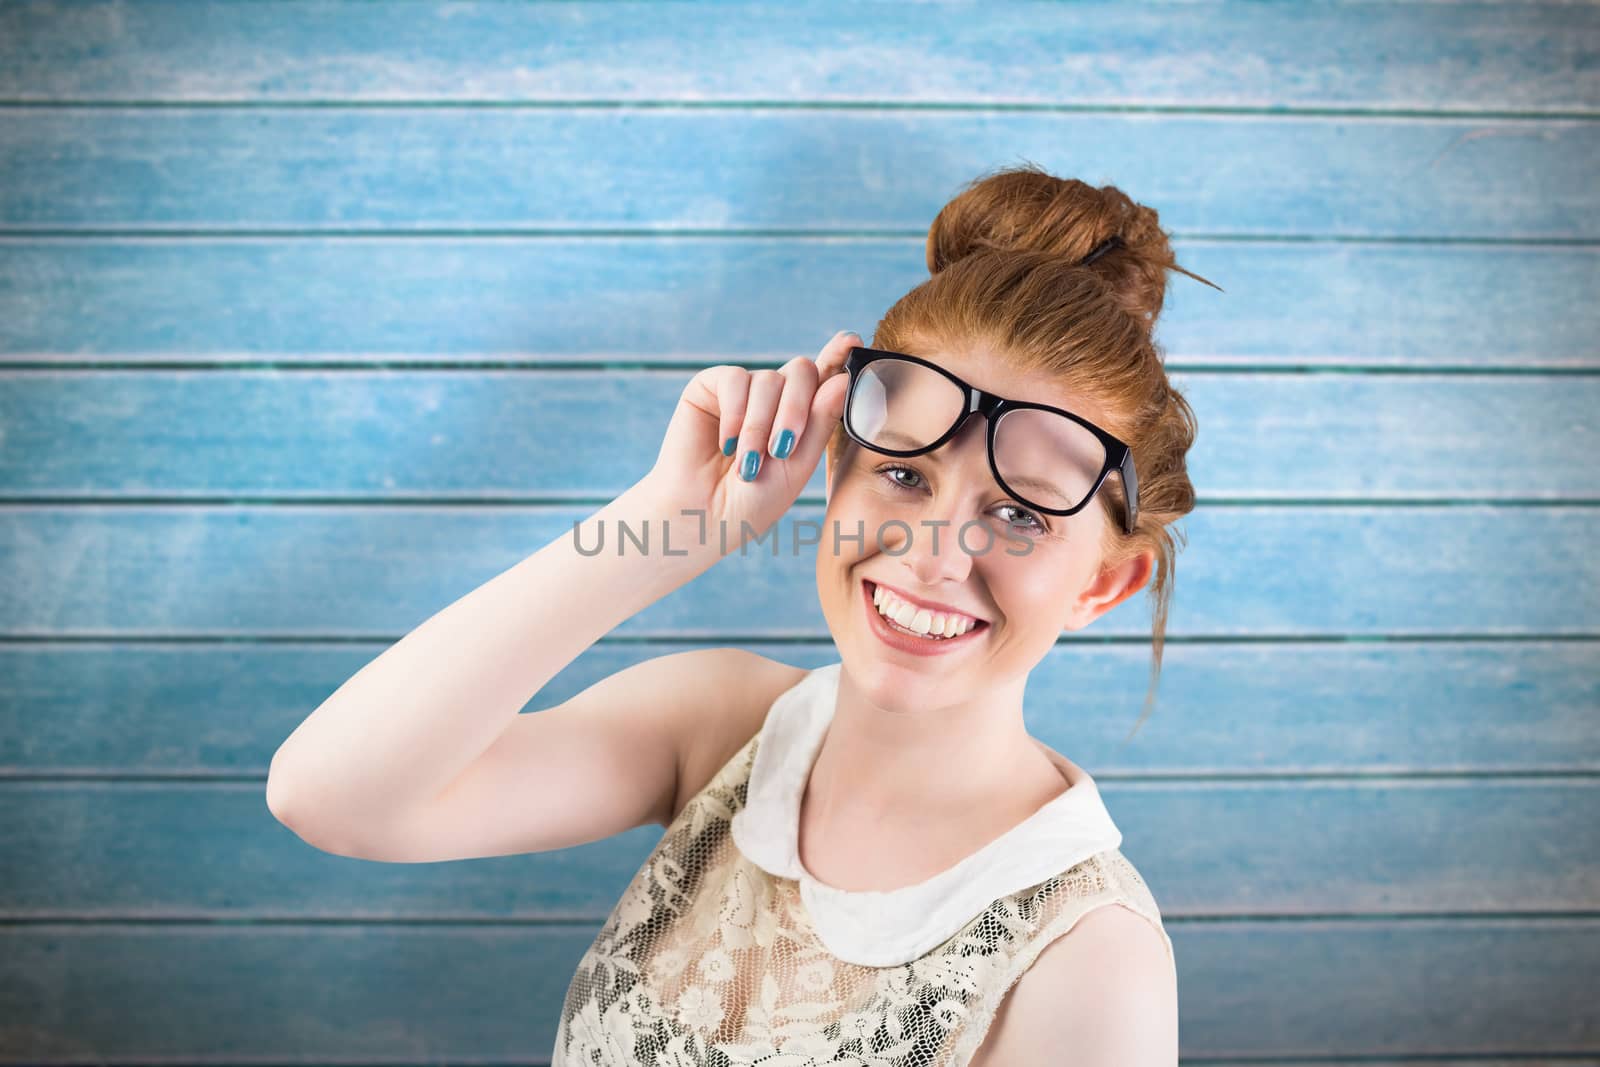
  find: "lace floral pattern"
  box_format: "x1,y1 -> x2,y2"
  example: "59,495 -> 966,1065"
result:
551,728 -> 1171,1067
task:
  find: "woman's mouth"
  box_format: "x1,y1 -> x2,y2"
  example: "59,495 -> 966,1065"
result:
860,579 -> 990,657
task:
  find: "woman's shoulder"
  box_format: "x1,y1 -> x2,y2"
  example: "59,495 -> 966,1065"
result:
1049,848 -> 1172,960
665,650 -> 810,825
967,851 -> 1177,1065
971,896 -> 1178,1066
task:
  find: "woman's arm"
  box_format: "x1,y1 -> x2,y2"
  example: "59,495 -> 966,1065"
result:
265,478 -> 717,842
265,329 -> 855,853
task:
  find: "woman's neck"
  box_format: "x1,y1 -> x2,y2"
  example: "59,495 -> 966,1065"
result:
803,666 -> 1055,825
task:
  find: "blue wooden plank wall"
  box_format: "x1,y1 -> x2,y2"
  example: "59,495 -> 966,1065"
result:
1,1 -> 1596,1062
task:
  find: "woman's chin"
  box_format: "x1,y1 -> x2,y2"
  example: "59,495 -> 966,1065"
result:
841,647 -> 965,703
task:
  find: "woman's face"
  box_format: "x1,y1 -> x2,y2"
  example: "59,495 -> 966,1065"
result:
817,347 -> 1139,709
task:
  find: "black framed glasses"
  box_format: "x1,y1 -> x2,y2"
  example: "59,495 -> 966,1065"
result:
842,346 -> 1139,535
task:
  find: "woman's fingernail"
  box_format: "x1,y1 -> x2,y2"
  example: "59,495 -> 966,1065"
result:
740,450 -> 761,481
723,436 -> 737,456
772,428 -> 795,459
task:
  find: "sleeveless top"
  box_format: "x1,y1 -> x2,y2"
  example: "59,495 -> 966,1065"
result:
550,660 -> 1173,1066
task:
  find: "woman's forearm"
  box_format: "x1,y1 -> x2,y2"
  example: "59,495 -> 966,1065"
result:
265,478 -> 717,838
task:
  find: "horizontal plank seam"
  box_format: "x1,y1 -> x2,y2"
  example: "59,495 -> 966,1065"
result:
1,634 -> 1596,645
4,364 -> 1599,375
1,912 -> 1598,925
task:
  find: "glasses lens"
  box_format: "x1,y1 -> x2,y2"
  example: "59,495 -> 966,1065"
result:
993,407 -> 1106,514
847,357 -> 966,451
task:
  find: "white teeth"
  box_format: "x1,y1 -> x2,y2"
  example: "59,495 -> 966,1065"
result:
870,583 -> 977,639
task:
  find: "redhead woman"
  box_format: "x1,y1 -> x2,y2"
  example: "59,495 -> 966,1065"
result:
267,164 -> 1217,1066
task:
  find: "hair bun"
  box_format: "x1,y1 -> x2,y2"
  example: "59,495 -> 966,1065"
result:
1078,234 -> 1124,266
924,164 -> 1220,329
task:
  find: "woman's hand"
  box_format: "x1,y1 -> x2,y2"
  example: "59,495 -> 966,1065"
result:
640,330 -> 858,557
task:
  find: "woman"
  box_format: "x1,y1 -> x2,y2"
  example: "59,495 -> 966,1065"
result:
267,165 -> 1215,1065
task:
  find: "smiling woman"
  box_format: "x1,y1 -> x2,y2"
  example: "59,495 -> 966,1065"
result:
545,166 -> 1211,1064
270,163 -> 1212,1067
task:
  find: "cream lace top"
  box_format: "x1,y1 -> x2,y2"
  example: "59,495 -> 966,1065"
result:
551,661 -> 1173,1066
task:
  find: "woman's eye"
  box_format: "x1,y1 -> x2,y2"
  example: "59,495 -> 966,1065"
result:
878,464 -> 923,490
876,465 -> 1048,535
996,503 -> 1046,535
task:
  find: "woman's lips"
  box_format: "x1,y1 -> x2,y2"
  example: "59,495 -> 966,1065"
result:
861,578 -> 990,657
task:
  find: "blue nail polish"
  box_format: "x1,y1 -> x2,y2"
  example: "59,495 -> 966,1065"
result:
723,436 -> 737,456
740,450 -> 761,481
772,428 -> 795,459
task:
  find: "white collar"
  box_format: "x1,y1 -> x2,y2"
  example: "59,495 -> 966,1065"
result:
729,661 -> 1124,967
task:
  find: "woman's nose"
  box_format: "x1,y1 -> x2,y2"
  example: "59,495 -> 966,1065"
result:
882,497 -> 978,586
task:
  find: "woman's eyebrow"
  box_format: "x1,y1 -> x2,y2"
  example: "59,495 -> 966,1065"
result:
1003,475 -> 1068,501
876,429 -> 945,459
